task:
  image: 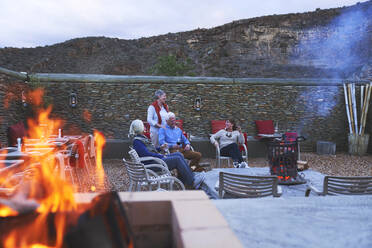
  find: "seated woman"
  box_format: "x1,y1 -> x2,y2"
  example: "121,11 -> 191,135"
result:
129,119 -> 205,189
210,119 -> 249,168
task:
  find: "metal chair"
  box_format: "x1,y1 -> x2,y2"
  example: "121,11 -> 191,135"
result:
215,142 -> 248,168
128,148 -> 171,176
122,158 -> 185,191
219,172 -> 282,198
82,134 -> 96,168
55,140 -> 94,191
305,176 -> 372,196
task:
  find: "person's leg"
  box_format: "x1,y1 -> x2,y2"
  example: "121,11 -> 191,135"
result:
220,143 -> 243,163
150,131 -> 159,148
182,149 -> 202,168
163,155 -> 194,186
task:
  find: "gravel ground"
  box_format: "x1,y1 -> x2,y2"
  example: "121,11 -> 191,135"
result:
102,152 -> 372,192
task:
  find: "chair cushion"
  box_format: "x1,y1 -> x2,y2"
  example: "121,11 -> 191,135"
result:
285,132 -> 297,142
255,120 -> 274,135
143,121 -> 151,138
211,120 -> 226,134
7,122 -> 26,146
175,119 -> 188,138
239,132 -> 248,152
175,119 -> 184,131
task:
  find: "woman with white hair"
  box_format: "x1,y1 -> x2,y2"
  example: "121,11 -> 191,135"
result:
147,89 -> 169,148
129,119 -> 205,189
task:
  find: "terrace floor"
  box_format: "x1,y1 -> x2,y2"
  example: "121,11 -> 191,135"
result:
103,152 -> 372,192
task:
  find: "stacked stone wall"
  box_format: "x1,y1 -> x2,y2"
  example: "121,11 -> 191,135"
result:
2,75 -> 371,152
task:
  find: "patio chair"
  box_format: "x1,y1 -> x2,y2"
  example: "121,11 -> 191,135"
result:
82,134 -> 96,168
128,148 -> 172,176
219,172 -> 282,198
55,140 -> 94,191
122,158 -> 185,191
305,176 -> 372,196
7,122 -> 26,147
211,120 -> 248,168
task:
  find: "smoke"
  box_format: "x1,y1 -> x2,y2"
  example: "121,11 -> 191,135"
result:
293,3 -> 371,133
294,4 -> 371,78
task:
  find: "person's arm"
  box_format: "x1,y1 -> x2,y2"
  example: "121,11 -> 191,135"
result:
210,130 -> 223,147
147,105 -> 158,127
133,139 -> 164,159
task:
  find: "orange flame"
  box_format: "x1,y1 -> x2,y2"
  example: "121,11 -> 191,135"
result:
1,89 -> 108,247
94,130 -> 106,188
0,89 -> 75,247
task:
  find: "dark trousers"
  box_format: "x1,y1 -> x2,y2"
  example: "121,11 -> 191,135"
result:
162,152 -> 194,186
220,143 -> 243,163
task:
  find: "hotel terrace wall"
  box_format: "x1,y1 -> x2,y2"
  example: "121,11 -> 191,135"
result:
2,73 -> 371,153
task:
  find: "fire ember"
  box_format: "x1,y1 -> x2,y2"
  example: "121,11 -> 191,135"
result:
268,138 -> 306,185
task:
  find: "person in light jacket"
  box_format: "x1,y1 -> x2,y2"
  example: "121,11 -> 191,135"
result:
147,89 -> 169,148
210,119 -> 249,168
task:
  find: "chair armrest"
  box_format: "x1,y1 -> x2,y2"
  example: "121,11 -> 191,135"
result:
189,145 -> 194,151
140,156 -> 167,166
241,144 -> 248,155
215,143 -> 220,156
305,185 -> 324,196
144,164 -> 171,175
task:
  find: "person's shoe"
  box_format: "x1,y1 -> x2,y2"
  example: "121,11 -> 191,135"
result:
239,162 -> 249,168
193,172 -> 206,189
233,161 -> 239,168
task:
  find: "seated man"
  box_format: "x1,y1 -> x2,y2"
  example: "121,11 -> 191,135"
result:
158,112 -> 204,172
130,119 -> 205,189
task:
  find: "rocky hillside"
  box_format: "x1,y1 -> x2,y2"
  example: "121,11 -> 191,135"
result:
0,1 -> 371,79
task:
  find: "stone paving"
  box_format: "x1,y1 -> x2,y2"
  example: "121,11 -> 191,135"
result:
214,195 -> 372,248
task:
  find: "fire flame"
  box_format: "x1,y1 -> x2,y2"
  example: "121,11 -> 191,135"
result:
94,130 -> 106,188
0,89 -> 107,247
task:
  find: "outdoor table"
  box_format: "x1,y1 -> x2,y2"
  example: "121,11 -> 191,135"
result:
0,148 -> 55,161
201,168 -> 325,199
0,160 -> 25,177
0,160 -> 24,170
25,137 -> 69,148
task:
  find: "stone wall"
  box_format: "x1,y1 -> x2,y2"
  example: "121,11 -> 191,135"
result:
2,74 -> 371,152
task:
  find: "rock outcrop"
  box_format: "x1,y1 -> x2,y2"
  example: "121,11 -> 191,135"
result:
0,1 -> 371,79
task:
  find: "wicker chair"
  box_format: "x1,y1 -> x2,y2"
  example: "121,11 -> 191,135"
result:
122,158 -> 185,191
219,172 -> 282,198
305,176 -> 372,196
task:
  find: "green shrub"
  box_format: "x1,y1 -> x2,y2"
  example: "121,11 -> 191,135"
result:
150,54 -> 195,76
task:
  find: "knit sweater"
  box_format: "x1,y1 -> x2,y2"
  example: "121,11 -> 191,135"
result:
210,129 -> 244,149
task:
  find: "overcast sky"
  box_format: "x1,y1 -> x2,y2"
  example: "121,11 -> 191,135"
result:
0,0 -> 367,48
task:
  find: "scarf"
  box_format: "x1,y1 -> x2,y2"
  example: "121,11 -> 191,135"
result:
151,100 -> 168,125
134,135 -> 159,153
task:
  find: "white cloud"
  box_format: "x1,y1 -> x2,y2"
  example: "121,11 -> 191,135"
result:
0,0 -> 367,48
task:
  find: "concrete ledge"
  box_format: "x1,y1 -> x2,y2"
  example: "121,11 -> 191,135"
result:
75,191 -> 242,248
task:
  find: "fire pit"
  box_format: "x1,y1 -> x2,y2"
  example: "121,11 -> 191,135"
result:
267,138 -> 306,185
